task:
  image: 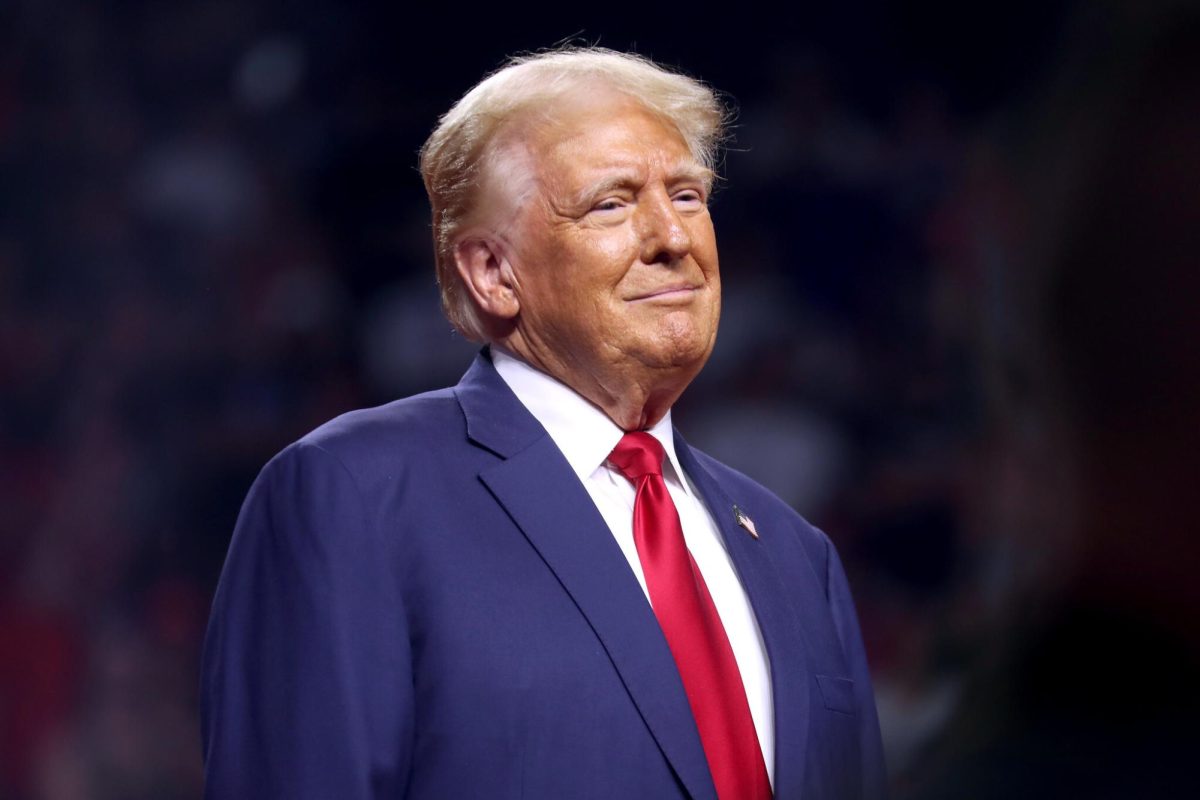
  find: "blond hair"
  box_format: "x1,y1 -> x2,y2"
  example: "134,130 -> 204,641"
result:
418,47 -> 729,342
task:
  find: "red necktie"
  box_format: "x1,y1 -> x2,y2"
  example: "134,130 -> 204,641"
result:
609,432 -> 772,800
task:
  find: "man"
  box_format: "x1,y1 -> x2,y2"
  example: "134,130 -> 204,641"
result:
202,48 -> 886,799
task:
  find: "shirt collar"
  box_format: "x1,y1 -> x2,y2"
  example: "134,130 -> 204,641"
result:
492,348 -> 691,493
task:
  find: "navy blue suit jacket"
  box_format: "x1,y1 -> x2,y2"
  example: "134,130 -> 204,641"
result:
201,351 -> 886,799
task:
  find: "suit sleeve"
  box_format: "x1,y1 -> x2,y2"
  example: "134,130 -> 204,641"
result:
826,536 -> 889,800
201,441 -> 413,798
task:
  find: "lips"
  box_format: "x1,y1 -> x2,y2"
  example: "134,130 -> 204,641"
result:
627,284 -> 701,302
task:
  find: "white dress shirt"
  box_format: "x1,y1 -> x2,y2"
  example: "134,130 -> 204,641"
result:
492,349 -> 775,783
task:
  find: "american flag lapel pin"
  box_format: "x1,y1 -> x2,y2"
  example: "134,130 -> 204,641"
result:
733,505 -> 759,539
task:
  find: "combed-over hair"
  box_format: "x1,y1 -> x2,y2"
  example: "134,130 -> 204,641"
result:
418,47 -> 729,342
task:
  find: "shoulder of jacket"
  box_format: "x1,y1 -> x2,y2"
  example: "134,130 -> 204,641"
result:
251,387 -> 463,486
298,386 -> 458,451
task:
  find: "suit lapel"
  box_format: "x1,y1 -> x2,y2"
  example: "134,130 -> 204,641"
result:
674,434 -> 813,799
456,353 -> 718,800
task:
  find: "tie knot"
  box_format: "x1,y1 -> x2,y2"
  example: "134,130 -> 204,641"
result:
608,431 -> 666,480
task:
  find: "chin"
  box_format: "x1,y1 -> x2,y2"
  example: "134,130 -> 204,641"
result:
638,333 -> 716,372
666,314 -> 718,359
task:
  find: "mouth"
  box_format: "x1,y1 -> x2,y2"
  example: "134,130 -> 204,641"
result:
627,284 -> 702,303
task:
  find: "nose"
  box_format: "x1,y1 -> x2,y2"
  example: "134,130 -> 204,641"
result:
637,190 -> 692,265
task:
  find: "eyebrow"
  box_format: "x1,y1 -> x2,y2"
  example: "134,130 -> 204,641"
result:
571,164 -> 714,208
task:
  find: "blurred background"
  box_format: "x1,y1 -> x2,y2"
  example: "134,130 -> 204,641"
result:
2,1 -> 1197,797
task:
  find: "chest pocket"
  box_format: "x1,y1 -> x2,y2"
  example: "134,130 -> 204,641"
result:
815,674 -> 857,715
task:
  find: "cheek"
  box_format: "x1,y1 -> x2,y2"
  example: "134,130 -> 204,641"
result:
557,226 -> 638,284
542,230 -> 628,286
692,223 -> 720,275
593,235 -> 634,269
707,266 -> 721,308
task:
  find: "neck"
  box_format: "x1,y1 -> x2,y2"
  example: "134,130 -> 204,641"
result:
493,339 -> 696,431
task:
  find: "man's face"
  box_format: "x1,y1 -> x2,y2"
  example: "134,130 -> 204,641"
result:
503,95 -> 721,393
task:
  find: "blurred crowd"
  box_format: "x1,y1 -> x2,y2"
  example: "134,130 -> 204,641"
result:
2,2 -> 1197,798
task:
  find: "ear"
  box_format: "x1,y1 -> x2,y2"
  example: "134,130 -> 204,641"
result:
453,233 -> 520,322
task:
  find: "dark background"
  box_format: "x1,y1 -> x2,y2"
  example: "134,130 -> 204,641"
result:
2,1 -> 1198,797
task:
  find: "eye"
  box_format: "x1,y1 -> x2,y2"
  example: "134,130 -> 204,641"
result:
672,189 -> 706,209
585,197 -> 631,222
592,197 -> 626,212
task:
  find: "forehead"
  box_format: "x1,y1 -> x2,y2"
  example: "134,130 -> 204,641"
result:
526,95 -> 705,185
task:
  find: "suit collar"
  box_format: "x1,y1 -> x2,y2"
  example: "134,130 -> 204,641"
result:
489,348 -> 694,497
456,349 -> 719,800
491,347 -> 624,484
454,349 -> 546,459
